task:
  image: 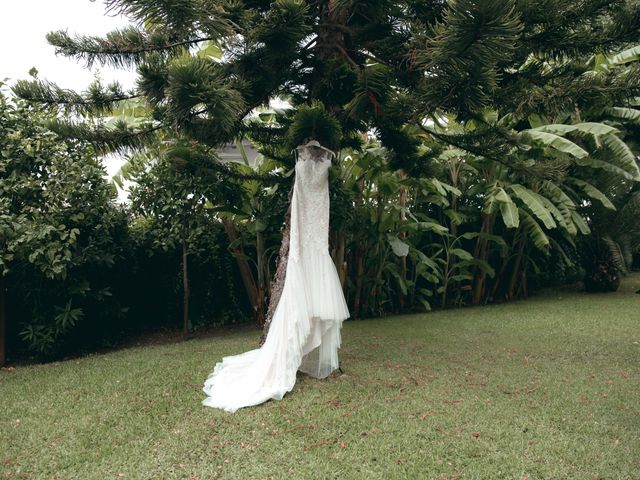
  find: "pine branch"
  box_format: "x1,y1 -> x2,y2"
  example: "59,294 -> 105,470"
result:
104,0 -> 238,37
104,0 -> 199,31
518,0 -> 640,60
47,118 -> 164,154
511,63 -> 640,119
250,0 -> 311,47
412,0 -> 524,119
164,145 -> 282,184
417,123 -> 530,173
416,0 -> 523,70
12,79 -> 140,116
46,27 -> 218,69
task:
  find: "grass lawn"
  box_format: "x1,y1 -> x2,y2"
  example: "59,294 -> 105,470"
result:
2,274 -> 639,479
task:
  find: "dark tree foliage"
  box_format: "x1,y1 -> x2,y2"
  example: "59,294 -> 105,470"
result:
0,90 -> 130,360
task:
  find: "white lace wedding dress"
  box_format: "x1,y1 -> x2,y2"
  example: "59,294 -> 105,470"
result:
202,143 -> 350,413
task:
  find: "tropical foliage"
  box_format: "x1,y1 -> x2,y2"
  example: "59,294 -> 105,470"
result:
0,88 -> 128,358
2,0 -> 640,362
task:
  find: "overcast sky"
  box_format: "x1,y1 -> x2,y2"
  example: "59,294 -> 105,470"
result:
1,0 -> 137,91
1,0 -> 139,200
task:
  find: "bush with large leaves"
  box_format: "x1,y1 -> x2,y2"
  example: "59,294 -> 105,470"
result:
0,89 -> 129,361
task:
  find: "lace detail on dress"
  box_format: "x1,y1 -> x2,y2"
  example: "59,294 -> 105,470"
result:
290,146 -> 332,261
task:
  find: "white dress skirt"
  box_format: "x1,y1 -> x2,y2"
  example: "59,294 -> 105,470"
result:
202,145 -> 350,412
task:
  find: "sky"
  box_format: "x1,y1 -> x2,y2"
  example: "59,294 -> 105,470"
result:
0,0 -> 137,200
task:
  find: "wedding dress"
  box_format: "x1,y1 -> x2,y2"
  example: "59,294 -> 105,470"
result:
202,142 -> 350,413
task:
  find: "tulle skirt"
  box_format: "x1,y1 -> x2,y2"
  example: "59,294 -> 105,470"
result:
202,249 -> 349,413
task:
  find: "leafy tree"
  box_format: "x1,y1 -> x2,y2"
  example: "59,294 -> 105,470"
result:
127,144 -> 244,337
0,87 -> 127,363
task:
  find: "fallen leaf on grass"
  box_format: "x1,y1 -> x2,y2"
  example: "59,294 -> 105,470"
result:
303,438 -> 338,450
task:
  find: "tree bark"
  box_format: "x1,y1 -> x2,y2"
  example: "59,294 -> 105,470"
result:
507,237 -> 527,300
397,169 -> 407,310
353,248 -> 364,319
221,217 -> 261,324
255,225 -> 266,327
335,230 -> 346,288
471,213 -> 497,305
258,3 -> 354,345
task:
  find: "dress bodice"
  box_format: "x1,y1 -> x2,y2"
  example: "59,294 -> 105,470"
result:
290,145 -> 333,260
295,147 -> 332,190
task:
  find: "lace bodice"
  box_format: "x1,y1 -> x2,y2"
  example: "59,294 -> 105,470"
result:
289,145 -> 333,261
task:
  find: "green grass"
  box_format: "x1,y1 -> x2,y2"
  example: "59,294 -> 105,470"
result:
2,274 -> 640,479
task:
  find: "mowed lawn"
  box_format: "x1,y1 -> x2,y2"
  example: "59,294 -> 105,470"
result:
2,275 -> 639,480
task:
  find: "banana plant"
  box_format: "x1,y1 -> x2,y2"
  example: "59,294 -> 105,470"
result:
421,104 -> 635,303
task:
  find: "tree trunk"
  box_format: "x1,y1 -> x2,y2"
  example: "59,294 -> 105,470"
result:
0,275 -> 5,367
491,228 -> 521,301
471,213 -> 496,305
311,3 -> 351,113
521,259 -> 529,298
397,169 -> 407,310
221,217 -> 260,324
448,158 -> 460,238
489,248 -> 511,301
255,226 -> 266,327
335,230 -> 346,288
182,238 -> 190,339
258,2 -> 353,345
507,237 -> 527,300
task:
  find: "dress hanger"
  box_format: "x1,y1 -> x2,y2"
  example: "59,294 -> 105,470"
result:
296,139 -> 336,161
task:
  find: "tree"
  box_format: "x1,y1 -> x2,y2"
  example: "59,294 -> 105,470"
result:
0,86 -> 126,362
127,145 -> 244,337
